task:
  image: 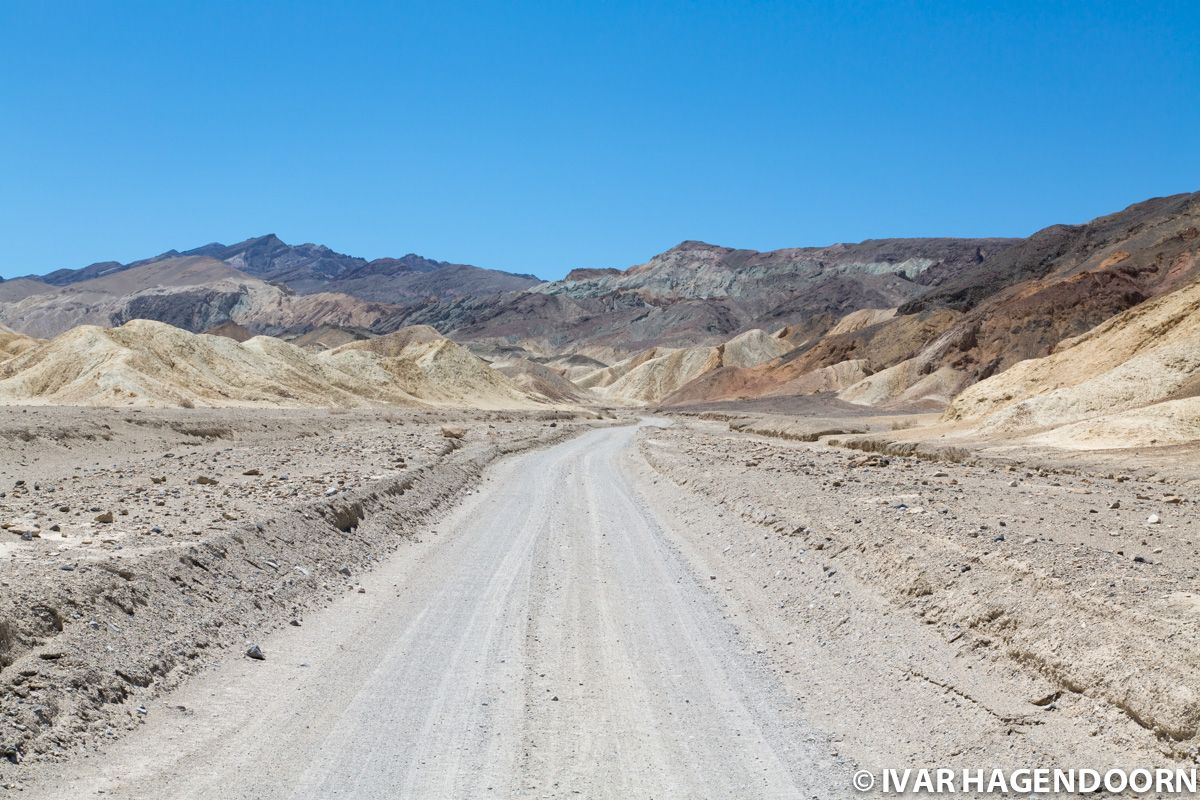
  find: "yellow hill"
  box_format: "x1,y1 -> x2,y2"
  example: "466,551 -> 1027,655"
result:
946,279 -> 1200,445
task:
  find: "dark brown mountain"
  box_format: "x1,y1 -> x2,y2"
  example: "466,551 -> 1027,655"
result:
901,191 -> 1200,381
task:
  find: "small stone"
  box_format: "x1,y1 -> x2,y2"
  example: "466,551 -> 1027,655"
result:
1147,514 -> 1161,525
245,644 -> 265,660
440,425 -> 466,440
94,512 -> 114,524
242,469 -> 262,476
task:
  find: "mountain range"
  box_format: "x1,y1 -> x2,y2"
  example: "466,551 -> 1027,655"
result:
1,190 -> 1198,443
28,234 -> 540,302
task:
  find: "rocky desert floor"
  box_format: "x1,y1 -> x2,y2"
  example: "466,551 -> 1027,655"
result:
1,405 -> 1197,797
635,416 -> 1200,773
0,405 -> 591,777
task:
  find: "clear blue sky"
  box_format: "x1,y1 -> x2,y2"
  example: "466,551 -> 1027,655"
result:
1,1 -> 1197,280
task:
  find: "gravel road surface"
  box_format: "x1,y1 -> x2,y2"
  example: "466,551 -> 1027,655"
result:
26,422 -> 838,799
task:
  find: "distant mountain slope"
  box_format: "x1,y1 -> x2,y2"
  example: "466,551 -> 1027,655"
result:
184,234 -> 541,301
0,256 -> 405,338
5,191 -> 1197,419
897,191 -> 1200,385
29,234 -> 542,305
902,193 -> 1200,314
410,237 -> 1015,357
537,238 -> 1009,302
658,191 -> 1200,411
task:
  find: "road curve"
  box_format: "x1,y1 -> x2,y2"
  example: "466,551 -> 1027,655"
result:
28,422 -> 840,799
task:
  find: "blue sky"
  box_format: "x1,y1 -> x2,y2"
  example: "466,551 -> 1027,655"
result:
1,1 -> 1197,280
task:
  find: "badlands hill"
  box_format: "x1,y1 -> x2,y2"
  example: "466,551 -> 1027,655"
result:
901,192 -> 1200,381
660,192 -> 1200,414
0,320 -> 550,410
323,326 -> 546,408
945,277 -> 1200,448
578,329 -> 794,404
490,358 -> 600,405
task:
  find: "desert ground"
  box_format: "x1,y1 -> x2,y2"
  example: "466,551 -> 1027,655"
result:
1,402 -> 1196,797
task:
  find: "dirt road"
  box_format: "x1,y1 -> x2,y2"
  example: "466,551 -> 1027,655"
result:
24,422 -> 842,799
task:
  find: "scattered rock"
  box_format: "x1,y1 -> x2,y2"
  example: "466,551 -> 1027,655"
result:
245,644 -> 265,661
441,425 -> 466,440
